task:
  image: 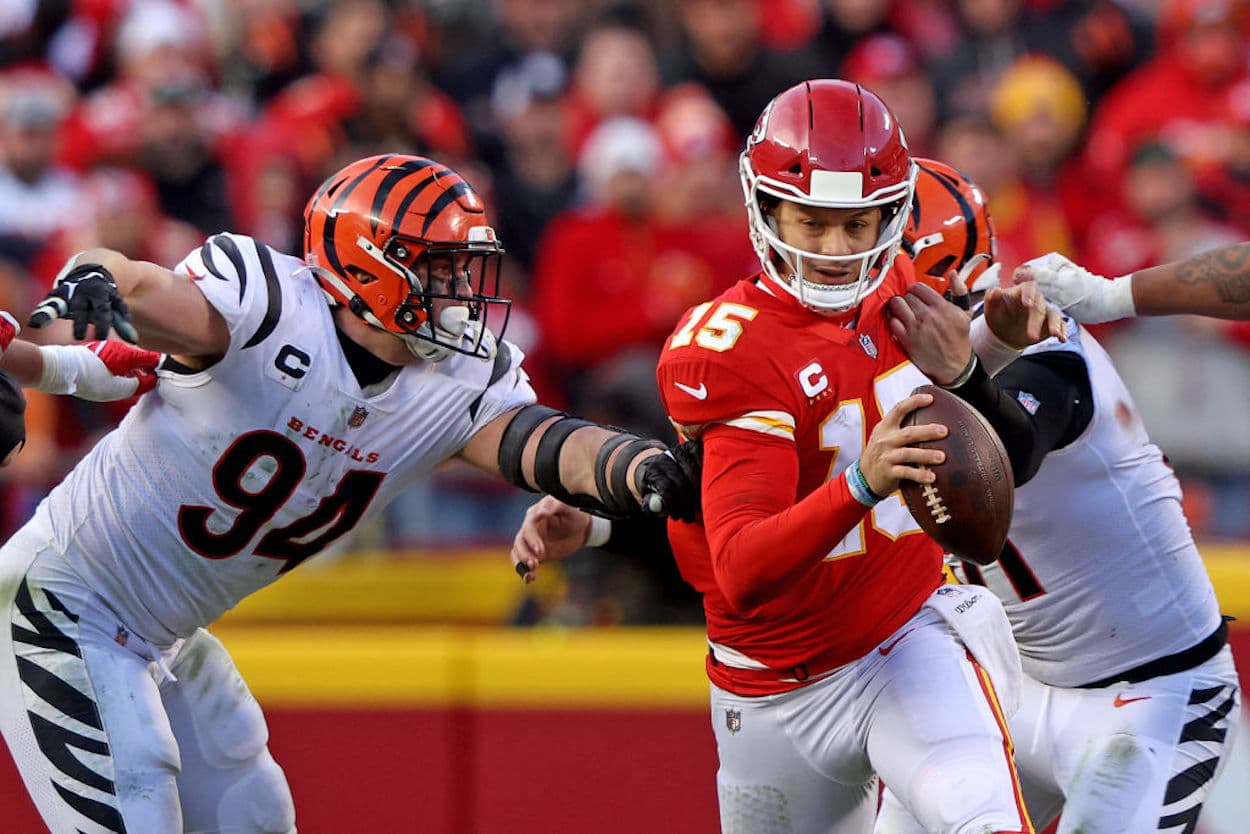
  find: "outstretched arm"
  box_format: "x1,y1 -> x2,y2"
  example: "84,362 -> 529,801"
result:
1017,245 -> 1250,322
1129,244 -> 1250,318
461,407 -> 701,523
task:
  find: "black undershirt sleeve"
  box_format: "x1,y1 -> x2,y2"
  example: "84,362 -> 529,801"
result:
945,350 -> 1093,487
604,513 -> 672,557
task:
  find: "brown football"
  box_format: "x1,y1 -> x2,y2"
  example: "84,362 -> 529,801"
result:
899,385 -> 1013,565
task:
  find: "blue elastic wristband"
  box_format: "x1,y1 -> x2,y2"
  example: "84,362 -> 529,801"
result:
846,461 -> 885,507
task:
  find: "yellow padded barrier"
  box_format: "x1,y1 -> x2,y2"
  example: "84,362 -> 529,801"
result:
220,544 -> 1250,626
219,549 -> 529,625
213,625 -> 710,708
211,543 -> 1250,708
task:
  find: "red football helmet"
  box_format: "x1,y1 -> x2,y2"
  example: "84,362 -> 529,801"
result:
739,79 -> 916,312
303,154 -> 508,361
904,158 -> 999,298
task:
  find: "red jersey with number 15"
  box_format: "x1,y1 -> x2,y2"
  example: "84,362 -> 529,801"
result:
657,266 -> 944,696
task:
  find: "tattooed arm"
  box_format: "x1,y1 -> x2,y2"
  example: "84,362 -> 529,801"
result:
1129,244 -> 1250,319
1016,244 -> 1250,323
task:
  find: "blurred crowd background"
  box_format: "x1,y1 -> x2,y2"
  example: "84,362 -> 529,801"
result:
2,0 -> 1249,625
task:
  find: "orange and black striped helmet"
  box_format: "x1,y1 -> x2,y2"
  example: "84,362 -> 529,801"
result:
904,158 -> 998,299
303,154 -> 508,359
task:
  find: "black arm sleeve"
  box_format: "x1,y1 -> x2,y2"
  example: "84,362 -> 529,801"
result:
603,514 -> 673,558
945,351 -> 1093,487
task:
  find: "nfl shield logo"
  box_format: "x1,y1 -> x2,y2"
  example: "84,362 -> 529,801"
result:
859,333 -> 878,358
726,709 -> 742,734
1016,391 -> 1041,415
348,406 -> 369,428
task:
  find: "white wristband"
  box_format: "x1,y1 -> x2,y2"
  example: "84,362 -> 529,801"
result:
1102,274 -> 1137,321
35,345 -> 74,395
586,515 -> 612,548
969,315 -> 1022,377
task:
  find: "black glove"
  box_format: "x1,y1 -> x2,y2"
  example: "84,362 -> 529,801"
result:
28,263 -> 139,343
633,437 -> 703,523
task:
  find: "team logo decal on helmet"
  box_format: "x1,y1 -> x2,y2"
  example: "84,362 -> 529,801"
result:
739,79 -> 917,313
304,154 -> 509,362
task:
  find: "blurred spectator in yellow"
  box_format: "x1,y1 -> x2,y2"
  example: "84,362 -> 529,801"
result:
660,0 -> 821,137
1083,0 -> 1250,223
987,54 -> 1089,260
937,114 -> 1073,278
841,33 -> 938,156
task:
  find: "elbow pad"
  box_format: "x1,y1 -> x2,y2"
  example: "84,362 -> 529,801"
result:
496,404 -> 662,518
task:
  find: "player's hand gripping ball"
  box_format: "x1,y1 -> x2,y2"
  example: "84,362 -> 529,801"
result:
899,385 -> 1013,565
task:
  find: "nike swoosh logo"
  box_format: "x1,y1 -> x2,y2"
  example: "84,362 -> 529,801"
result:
879,628 -> 915,656
674,381 -> 708,400
1113,693 -> 1153,708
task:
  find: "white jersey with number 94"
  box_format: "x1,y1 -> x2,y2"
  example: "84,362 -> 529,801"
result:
31,233 -> 535,645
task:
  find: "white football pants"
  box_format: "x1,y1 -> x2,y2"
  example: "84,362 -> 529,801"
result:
876,647 -> 1241,834
712,602 -> 1032,834
0,526 -> 297,834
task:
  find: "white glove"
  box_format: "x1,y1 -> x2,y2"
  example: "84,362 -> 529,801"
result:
36,341 -> 161,401
1016,252 -> 1135,324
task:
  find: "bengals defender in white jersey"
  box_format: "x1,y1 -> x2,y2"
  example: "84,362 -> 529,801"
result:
0,154 -> 700,834
867,162 -> 1241,834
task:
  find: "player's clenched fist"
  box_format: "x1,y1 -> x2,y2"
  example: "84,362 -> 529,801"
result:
633,441 -> 701,522
28,262 -> 139,343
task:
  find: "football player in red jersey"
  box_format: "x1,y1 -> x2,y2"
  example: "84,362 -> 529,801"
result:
519,80 -> 1060,834
656,81 -> 1047,834
517,148 -> 1241,834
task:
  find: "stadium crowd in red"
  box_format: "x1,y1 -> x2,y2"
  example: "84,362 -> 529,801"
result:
1,0 -> 1249,555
